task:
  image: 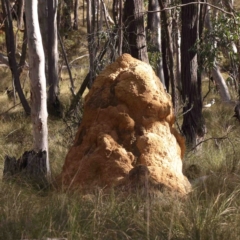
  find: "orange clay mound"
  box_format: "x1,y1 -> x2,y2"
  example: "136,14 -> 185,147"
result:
59,54 -> 191,196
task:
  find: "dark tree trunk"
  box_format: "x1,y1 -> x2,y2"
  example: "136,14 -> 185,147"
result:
118,0 -> 123,56
161,32 -> 170,92
181,0 -> 205,147
73,0 -> 79,29
18,21 -> 27,77
63,0 -> 73,31
87,0 -> 97,88
112,0 -> 118,24
1,0 -> 31,114
123,0 -> 149,63
17,0 -> 25,30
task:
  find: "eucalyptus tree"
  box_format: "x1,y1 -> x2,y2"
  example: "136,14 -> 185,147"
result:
48,0 -> 61,115
123,0 -> 149,63
25,0 -> 50,176
38,0 -> 61,115
86,0 -> 97,88
73,0 -> 79,30
181,0 -> 206,147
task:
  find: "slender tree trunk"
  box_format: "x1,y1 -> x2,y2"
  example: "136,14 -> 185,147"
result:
172,9 -> 181,94
118,0 -> 123,56
181,0 -> 205,148
73,0 -> 79,29
25,0 -> 50,176
123,0 -> 149,63
161,33 -> 170,91
48,0 -> 60,107
63,0 -> 72,31
1,0 -> 31,114
17,0 -> 25,30
87,0 -> 97,88
18,21 -> 27,77
147,0 -> 165,87
112,0 -> 119,24
82,0 -> 85,26
58,30 -> 75,96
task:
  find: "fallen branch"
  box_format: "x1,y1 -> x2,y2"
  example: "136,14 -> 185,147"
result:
69,54 -> 89,66
190,135 -> 228,152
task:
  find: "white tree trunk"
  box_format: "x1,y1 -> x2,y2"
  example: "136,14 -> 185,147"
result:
38,0 -> 48,80
25,0 -> 50,175
212,63 -> 231,102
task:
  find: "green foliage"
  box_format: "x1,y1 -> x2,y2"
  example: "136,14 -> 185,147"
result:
196,11 -> 240,72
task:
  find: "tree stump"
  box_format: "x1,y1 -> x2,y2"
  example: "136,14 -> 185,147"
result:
3,150 -> 48,185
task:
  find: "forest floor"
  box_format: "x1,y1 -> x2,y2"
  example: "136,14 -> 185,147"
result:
1,2 -> 240,239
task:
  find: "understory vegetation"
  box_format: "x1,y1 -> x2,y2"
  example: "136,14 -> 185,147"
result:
1,2 -> 240,240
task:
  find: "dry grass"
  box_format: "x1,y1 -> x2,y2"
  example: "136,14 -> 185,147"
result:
1,2 -> 240,239
1,60 -> 240,240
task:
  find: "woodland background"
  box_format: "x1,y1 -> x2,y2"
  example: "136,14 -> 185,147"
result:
0,0 -> 240,239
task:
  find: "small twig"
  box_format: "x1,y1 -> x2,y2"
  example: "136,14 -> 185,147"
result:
69,54 -> 89,65
5,128 -> 20,138
0,101 -> 22,116
177,103 -> 194,118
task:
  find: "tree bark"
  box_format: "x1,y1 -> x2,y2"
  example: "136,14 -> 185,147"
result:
1,0 -> 31,114
118,0 -> 123,56
25,0 -> 50,176
87,0 -> 97,88
172,9 -> 181,94
181,0 -> 205,147
3,151 -> 48,184
73,0 -> 79,29
17,0 -> 25,30
38,0 -> 48,79
48,0 -> 60,112
123,0 -> 149,63
63,0 -> 73,31
161,34 -> 170,91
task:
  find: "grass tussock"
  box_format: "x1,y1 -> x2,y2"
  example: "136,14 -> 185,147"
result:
1,179 -> 240,239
